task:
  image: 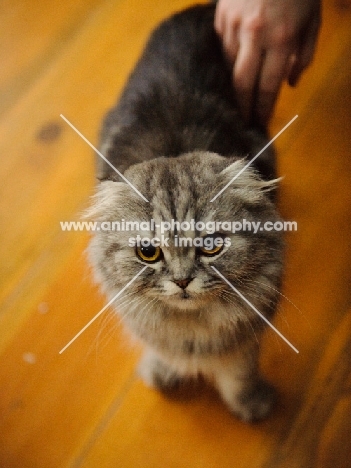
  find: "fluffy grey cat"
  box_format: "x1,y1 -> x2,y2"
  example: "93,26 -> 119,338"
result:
87,4 -> 284,422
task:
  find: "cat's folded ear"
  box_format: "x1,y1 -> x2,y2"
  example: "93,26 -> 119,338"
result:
218,159 -> 282,203
83,181 -> 141,220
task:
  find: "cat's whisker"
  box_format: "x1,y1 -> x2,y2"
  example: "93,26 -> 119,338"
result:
212,292 -> 263,348
88,292 -> 145,355
223,286 -> 275,309
113,288 -> 141,306
248,278 -> 303,315
241,317 -> 261,346
87,310 -> 117,358
115,293 -> 147,312
128,297 -> 161,331
120,296 -> 152,318
235,276 -> 308,331
91,293 -> 152,354
212,287 -> 278,345
146,298 -> 162,330
120,295 -> 156,322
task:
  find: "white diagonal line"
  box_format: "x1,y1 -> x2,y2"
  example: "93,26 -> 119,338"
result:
210,115 -> 298,202
211,266 -> 299,354
60,114 -> 149,203
59,266 -> 148,354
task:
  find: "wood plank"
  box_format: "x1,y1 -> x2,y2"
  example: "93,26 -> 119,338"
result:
78,380 -> 277,468
0,235 -> 141,468
264,310 -> 351,468
0,0 -> 105,117
271,0 -> 351,146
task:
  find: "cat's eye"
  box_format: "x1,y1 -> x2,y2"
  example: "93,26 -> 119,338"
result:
197,234 -> 225,257
136,244 -> 163,263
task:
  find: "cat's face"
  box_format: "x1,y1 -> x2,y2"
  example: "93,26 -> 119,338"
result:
87,152 -> 283,314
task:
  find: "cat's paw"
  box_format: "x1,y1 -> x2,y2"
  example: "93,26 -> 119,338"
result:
137,354 -> 185,393
229,380 -> 276,422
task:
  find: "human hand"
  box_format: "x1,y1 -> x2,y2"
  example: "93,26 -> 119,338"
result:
214,0 -> 321,125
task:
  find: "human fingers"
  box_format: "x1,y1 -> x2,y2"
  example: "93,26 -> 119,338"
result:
256,49 -> 290,125
214,0 -> 239,63
234,31 -> 263,123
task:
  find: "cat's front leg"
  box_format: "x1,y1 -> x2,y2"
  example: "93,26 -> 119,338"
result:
138,348 -> 189,393
211,342 -> 276,422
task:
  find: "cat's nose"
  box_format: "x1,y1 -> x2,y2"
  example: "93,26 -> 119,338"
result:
174,278 -> 193,289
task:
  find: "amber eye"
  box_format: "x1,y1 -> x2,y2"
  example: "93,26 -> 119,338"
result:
198,234 -> 225,257
136,244 -> 163,263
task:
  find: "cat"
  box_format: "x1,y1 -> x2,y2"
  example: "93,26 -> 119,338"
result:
86,4 -> 284,422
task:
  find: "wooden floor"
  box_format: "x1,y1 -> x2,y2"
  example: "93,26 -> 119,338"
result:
1,0 -> 351,467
